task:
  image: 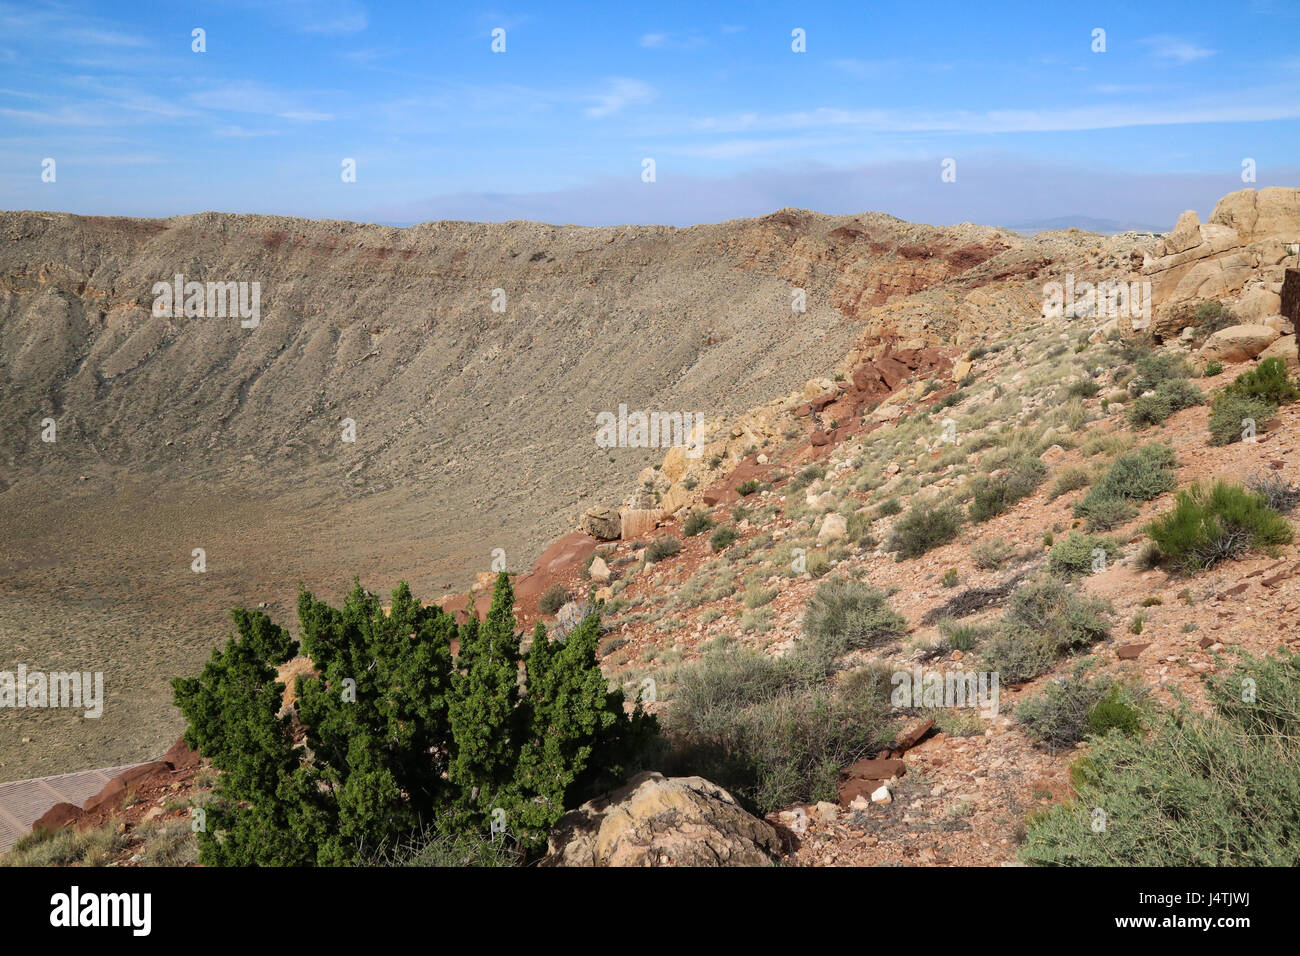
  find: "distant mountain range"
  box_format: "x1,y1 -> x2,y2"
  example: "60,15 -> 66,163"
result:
1005,215 -> 1165,236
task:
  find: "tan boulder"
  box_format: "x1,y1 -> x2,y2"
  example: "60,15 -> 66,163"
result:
1235,288 -> 1283,323
951,359 -> 972,381
661,444 -> 687,482
817,512 -> 847,544
1258,334 -> 1298,367
1200,324 -> 1280,363
660,482 -> 691,516
540,771 -> 784,867
579,506 -> 621,541
1208,187 -> 1300,243
1163,209 -> 1204,255
1262,314 -> 1295,335
588,555 -> 611,584
620,507 -> 661,540
1170,251 -> 1254,302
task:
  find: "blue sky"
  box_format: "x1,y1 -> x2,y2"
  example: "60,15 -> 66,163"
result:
2,0 -> 1298,229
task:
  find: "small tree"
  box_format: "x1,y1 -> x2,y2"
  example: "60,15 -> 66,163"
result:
173,572 -> 656,864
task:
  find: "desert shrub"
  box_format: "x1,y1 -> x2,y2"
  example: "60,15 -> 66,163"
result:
980,630 -> 1060,684
645,535 -> 682,563
886,500 -> 964,559
171,576 -> 656,864
370,822 -> 519,867
1193,300 -> 1238,336
539,583 -> 570,614
876,497 -> 903,517
683,510 -> 714,536
1074,443 -> 1176,530
1220,356 -> 1300,406
1087,685 -> 1145,738
789,464 -> 826,492
1126,378 -> 1204,428
1016,666 -> 1117,752
940,568 -> 959,588
1021,652 -> 1300,866
1207,391 -> 1274,445
1077,497 -> 1138,531
845,510 -> 875,546
1003,577 -> 1112,650
666,648 -> 894,813
1248,472 -> 1300,514
1048,532 -> 1118,577
801,577 -> 906,660
806,549 -> 832,577
837,662 -> 898,710
736,479 -> 760,497
1129,352 -> 1192,394
1065,379 -> 1101,400
938,618 -> 989,652
1016,665 -> 1145,753
743,582 -> 777,609
1145,481 -> 1293,573
1080,429 -> 1135,459
1048,466 -> 1091,499
135,820 -> 200,867
1202,359 -> 1224,377
970,539 -> 1017,570
709,525 -> 740,554
968,455 -> 1046,522
984,578 -> 1112,682
1,822 -> 125,867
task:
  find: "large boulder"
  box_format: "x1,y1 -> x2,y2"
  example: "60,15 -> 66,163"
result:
1259,335 -> 1299,368
1142,189 -> 1300,336
1200,324 -> 1280,363
619,507 -> 661,540
1235,287 -> 1283,323
1208,187 -> 1300,242
587,555 -> 611,584
579,506 -> 621,541
540,772 -> 784,867
817,512 -> 848,544
659,482 -> 691,516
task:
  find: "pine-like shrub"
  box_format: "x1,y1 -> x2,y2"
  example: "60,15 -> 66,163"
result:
172,575 -> 656,865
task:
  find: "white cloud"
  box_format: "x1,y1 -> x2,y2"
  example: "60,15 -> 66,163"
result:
584,78 -> 655,118
639,33 -> 667,48
689,89 -> 1300,135
1141,35 -> 1215,64
189,83 -> 335,121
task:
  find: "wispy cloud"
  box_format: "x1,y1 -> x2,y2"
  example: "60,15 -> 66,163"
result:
272,0 -> 368,35
584,78 -> 655,118
189,82 -> 335,121
1141,35 -> 1215,64
689,89 -> 1300,136
832,58 -> 954,79
637,31 -> 706,50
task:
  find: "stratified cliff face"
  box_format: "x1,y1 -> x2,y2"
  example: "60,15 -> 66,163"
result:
0,208 -> 1056,564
